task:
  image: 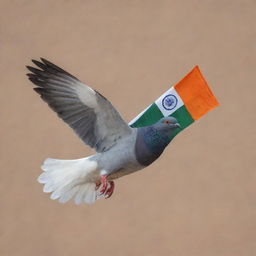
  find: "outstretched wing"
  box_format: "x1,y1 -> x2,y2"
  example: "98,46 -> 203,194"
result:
26,58 -> 132,152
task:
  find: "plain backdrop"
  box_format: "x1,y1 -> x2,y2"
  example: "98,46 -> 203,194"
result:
1,1 -> 255,255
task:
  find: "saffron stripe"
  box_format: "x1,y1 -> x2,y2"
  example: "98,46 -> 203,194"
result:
174,66 -> 219,120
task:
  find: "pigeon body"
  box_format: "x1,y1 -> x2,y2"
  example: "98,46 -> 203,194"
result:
27,58 -> 180,204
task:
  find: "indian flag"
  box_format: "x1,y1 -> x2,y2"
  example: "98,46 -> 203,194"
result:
129,66 -> 219,140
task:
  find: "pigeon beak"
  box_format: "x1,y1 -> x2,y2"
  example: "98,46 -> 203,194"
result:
174,123 -> 181,128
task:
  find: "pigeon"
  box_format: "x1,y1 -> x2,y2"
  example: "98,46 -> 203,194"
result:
26,58 -> 181,204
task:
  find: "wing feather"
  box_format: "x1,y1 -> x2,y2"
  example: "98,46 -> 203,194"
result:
27,58 -> 132,152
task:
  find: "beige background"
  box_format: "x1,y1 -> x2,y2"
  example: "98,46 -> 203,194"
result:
1,1 -> 255,255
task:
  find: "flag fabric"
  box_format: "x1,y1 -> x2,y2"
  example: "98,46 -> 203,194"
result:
129,66 -> 219,140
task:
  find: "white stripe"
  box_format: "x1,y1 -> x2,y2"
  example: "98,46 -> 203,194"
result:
155,87 -> 184,117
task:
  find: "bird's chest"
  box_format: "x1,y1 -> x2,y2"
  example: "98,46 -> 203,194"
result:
97,130 -> 140,171
135,128 -> 169,166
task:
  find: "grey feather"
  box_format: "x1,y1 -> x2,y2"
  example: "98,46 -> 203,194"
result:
27,58 -> 132,152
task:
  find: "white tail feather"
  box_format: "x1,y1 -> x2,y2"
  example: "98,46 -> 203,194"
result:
38,157 -> 99,204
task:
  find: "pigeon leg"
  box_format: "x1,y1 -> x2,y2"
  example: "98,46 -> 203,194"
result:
95,181 -> 101,190
99,175 -> 108,195
105,181 -> 115,199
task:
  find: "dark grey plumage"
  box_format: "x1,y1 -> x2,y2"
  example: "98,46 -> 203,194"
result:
135,117 -> 179,166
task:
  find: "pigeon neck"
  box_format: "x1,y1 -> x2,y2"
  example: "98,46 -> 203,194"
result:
142,126 -> 170,155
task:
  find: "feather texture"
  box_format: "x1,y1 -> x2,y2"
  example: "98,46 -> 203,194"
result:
27,58 -> 132,152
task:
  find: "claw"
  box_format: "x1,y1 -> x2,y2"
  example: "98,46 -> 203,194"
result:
95,181 -> 101,190
99,175 -> 108,195
105,181 -> 115,199
95,175 -> 115,199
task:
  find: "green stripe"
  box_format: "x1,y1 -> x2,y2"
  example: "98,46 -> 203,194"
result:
169,105 -> 194,139
130,103 -> 164,128
130,104 -> 194,141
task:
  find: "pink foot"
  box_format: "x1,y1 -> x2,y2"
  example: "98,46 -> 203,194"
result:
95,176 -> 115,199
95,181 -> 101,190
105,181 -> 115,199
99,175 -> 108,195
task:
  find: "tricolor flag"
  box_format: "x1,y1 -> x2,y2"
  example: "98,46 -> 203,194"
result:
129,66 -> 219,140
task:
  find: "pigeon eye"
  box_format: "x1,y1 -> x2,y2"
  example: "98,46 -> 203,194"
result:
163,120 -> 170,124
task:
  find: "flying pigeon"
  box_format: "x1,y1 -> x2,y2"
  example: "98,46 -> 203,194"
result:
26,58 -> 180,204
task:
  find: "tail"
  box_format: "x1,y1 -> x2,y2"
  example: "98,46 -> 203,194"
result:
38,157 -> 99,204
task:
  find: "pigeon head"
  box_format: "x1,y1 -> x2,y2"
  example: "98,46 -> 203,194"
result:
153,117 -> 180,135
